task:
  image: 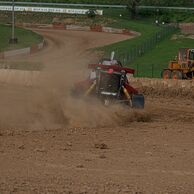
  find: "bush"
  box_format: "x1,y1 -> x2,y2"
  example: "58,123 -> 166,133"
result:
159,14 -> 171,23
86,9 -> 96,19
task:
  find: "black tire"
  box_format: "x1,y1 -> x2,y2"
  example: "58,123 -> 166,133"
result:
132,94 -> 145,109
161,69 -> 172,79
171,70 -> 183,80
186,71 -> 194,79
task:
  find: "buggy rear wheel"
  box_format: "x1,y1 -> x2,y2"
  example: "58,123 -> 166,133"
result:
131,94 -> 145,109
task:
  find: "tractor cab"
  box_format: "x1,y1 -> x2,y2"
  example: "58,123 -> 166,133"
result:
178,48 -> 194,68
188,49 -> 194,60
188,49 -> 194,68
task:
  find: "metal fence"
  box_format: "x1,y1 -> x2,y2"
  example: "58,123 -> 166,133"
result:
132,63 -> 163,78
106,25 -> 178,74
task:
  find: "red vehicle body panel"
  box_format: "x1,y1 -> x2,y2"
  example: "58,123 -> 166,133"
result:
74,64 -> 138,95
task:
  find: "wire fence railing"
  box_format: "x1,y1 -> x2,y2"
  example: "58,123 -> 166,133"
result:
105,24 -> 178,72
132,63 -> 163,78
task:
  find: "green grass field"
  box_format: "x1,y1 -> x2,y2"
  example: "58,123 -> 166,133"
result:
128,36 -> 194,78
0,24 -> 43,52
98,18 -> 194,78
1,4 -> 193,78
101,18 -> 161,54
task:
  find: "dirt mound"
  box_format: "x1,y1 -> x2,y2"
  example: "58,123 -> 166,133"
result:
129,78 -> 194,99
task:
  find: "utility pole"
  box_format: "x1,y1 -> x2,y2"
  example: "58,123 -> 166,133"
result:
9,0 -> 18,44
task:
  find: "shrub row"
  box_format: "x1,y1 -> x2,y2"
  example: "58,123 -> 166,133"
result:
0,0 -> 192,6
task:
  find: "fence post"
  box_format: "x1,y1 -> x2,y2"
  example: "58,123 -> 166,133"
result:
151,64 -> 154,78
116,24 -> 178,65
136,63 -> 139,77
123,54 -> 126,65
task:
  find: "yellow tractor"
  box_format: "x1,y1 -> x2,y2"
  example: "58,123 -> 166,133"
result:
162,48 -> 194,79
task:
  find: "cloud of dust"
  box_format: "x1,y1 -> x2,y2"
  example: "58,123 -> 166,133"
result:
0,30 -> 150,130
32,52 -> 151,129
60,96 -> 151,128
0,53 -> 151,130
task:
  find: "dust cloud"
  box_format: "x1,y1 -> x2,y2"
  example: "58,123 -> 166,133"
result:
0,29 -> 148,130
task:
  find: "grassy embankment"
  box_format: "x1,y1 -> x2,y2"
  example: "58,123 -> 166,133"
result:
0,24 -> 42,52
128,36 -> 194,77
1,4 -> 194,77
100,9 -> 194,78
0,24 -> 43,70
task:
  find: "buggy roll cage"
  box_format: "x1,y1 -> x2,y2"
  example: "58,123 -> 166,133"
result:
88,64 -> 135,75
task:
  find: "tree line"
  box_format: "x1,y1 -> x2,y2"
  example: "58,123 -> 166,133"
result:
128,0 -> 193,19
1,0 -> 192,6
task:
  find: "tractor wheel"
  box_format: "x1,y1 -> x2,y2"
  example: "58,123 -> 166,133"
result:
171,70 -> 183,80
186,71 -> 194,79
162,70 -> 171,79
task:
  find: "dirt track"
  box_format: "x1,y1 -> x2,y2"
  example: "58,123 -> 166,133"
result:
0,29 -> 194,194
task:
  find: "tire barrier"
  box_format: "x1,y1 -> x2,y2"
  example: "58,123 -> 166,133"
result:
18,23 -> 140,37
90,24 -> 103,32
52,22 -> 66,30
179,23 -> 194,34
7,22 -> 139,70
0,40 -> 45,59
65,25 -> 90,31
54,23 -> 140,36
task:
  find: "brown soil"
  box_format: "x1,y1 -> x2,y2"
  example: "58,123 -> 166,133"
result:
0,29 -> 194,194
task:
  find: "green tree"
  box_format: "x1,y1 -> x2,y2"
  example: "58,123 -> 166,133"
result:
142,0 -> 192,6
127,0 -> 142,19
